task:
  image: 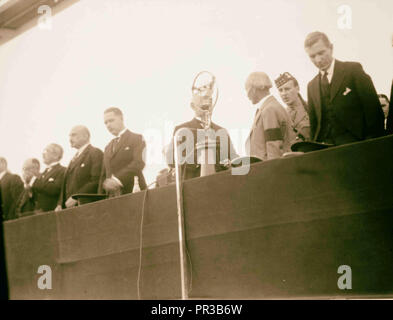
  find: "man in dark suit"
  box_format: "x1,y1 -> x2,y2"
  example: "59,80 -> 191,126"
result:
33,144 -> 66,212
100,107 -> 146,196
56,126 -> 103,210
304,31 -> 384,145
386,81 -> 393,135
0,157 -> 23,221
15,158 -> 40,217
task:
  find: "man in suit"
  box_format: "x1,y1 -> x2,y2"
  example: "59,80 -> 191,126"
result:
387,83 -> 393,134
304,31 -> 384,145
15,158 -> 40,217
56,126 -> 103,210
33,144 -> 66,212
245,72 -> 295,160
0,157 -> 24,221
275,72 -> 311,142
100,107 -> 146,196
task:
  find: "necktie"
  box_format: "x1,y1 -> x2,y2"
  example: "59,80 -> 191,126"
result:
112,137 -> 120,153
321,71 -> 330,100
42,167 -> 49,178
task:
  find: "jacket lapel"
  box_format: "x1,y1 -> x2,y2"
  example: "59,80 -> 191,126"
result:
68,145 -> 90,172
329,60 -> 346,102
249,96 -> 272,138
110,130 -> 129,159
311,75 -> 322,129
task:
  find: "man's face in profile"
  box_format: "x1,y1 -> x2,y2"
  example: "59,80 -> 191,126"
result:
278,80 -> 299,106
305,39 -> 334,71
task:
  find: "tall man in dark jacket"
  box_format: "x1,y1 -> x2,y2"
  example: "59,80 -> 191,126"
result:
304,31 -> 384,145
100,107 -> 146,196
56,125 -> 103,210
0,157 -> 23,221
34,144 -> 66,212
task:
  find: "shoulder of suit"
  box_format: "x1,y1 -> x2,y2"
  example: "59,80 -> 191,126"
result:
89,145 -> 104,155
337,60 -> 362,70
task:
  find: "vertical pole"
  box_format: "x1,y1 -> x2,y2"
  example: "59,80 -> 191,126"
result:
173,129 -> 189,300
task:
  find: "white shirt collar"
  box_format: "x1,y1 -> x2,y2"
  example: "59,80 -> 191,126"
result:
24,175 -> 37,188
258,94 -> 273,110
116,127 -> 127,138
44,161 -> 60,173
0,171 -> 6,181
321,59 -> 335,83
47,161 -> 60,169
76,143 -> 90,157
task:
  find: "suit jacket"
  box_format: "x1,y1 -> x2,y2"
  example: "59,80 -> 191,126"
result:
166,118 -> 239,180
246,95 -> 295,160
15,179 -> 38,217
34,163 -> 66,212
307,60 -> 385,144
0,172 -> 24,221
100,129 -> 146,195
59,144 -> 103,208
386,80 -> 393,135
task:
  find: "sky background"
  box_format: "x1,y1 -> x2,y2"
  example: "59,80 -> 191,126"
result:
0,0 -> 392,185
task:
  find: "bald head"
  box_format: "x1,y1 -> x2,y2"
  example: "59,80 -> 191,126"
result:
69,125 -> 90,149
245,72 -> 272,105
0,157 -> 7,173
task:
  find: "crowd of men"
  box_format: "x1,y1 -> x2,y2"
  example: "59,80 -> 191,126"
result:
0,31 -> 392,221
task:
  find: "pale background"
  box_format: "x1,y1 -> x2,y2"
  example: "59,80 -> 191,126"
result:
0,0 -> 392,186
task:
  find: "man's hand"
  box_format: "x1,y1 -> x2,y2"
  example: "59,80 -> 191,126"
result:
103,178 -> 122,192
54,205 -> 62,212
65,197 -> 78,208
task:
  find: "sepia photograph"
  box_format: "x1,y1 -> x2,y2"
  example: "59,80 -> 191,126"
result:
0,0 -> 392,307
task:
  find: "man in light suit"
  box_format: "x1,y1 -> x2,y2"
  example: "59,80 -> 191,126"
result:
34,144 -> 66,212
100,107 -> 146,196
0,157 -> 24,221
56,126 -> 103,210
304,31 -> 384,145
245,72 -> 295,160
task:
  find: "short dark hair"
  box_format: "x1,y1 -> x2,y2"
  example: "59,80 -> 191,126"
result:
104,107 -> 123,117
304,31 -> 331,48
378,94 -> 390,103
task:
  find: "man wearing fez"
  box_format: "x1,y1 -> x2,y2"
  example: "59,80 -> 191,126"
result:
15,158 -> 41,217
0,157 -> 23,221
275,72 -> 311,142
245,72 -> 295,160
56,126 -> 103,210
34,144 -> 66,212
100,107 -> 146,196
304,31 -> 384,145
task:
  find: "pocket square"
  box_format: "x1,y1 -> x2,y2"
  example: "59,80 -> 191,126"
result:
81,163 -> 85,167
125,146 -> 130,151
48,177 -> 54,182
343,87 -> 352,96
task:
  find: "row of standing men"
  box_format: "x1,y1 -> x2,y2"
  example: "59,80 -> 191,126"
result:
1,31 -> 392,220
0,107 -> 146,221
